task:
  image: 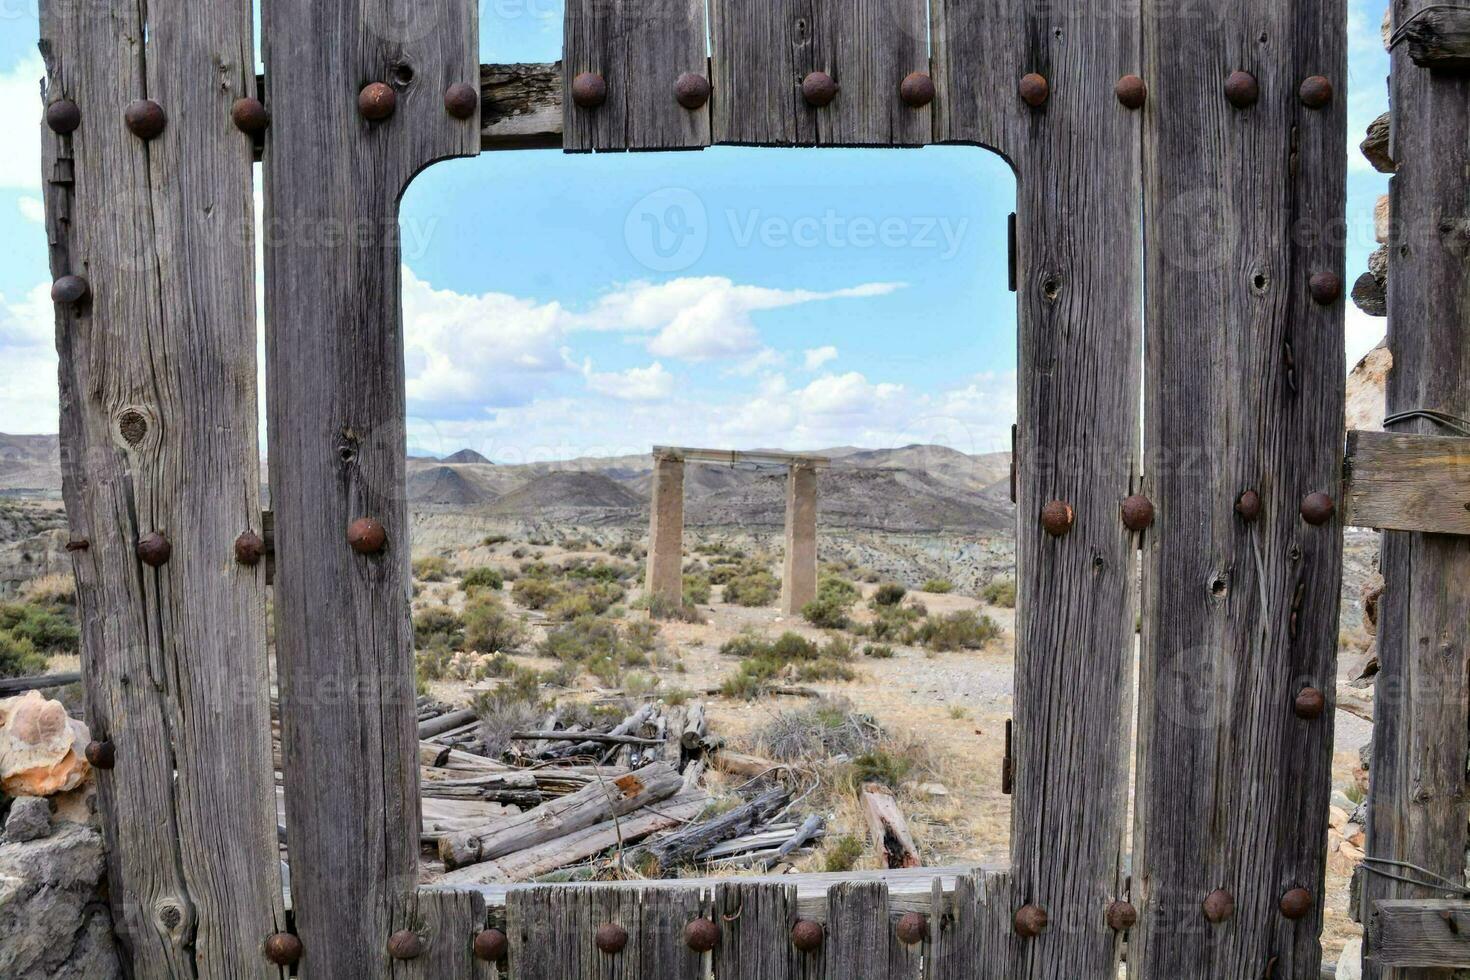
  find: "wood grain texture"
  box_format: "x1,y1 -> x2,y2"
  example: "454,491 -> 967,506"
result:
1344,430 -> 1470,534
713,881 -> 801,979
1403,8 -> 1470,70
823,881 -> 887,978
1134,0 -> 1347,976
508,885 -> 704,980
933,3 -> 1143,979
481,62 -> 562,150
563,0 -> 708,150
1368,901 -> 1470,969
1360,4 -> 1470,977
391,889 -> 492,979
259,0 -> 479,971
39,0 -> 284,974
709,0 -> 929,146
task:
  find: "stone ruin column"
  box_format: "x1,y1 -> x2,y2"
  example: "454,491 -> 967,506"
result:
645,452 -> 685,606
781,462 -> 818,616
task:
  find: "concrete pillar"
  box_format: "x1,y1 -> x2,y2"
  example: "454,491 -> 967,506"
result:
645,453 -> 685,606
781,462 -> 818,616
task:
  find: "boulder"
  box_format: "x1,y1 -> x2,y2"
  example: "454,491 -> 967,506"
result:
0,691 -> 91,798
3,797 -> 51,843
0,822 -> 121,978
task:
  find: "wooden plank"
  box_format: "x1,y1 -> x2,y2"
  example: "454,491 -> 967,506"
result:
507,886 -> 580,980
824,881 -> 888,978
481,62 -> 562,150
259,0 -> 479,973
1344,430 -> 1470,534
1134,0 -> 1347,976
1360,5 -> 1470,978
391,889 -> 491,978
635,886 -> 705,979
1369,901 -> 1470,969
713,881 -> 800,980
563,0 -> 708,150
38,0 -> 284,973
1403,8 -> 1470,70
927,874 -> 978,980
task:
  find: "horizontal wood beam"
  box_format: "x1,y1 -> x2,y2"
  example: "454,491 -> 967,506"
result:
653,445 -> 832,468
1343,429 -> 1470,534
1369,900 -> 1470,968
1403,8 -> 1470,70
480,62 -> 562,150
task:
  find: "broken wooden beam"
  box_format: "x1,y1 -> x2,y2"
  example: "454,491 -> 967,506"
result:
680,702 -> 707,752
510,731 -> 663,747
1343,430 -> 1470,534
419,708 -> 479,739
1402,8 -> 1470,70
1369,900 -> 1470,968
0,672 -> 82,696
480,62 -> 562,150
643,786 -> 790,871
861,783 -> 921,869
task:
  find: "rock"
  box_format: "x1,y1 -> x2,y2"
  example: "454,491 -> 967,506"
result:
1360,112 -> 1395,174
0,691 -> 91,798
0,823 -> 122,978
1375,195 -> 1392,244
3,797 -> 51,843
1346,337 -> 1390,431
1337,937 -> 1362,979
1330,798 -> 1353,823
917,782 -> 949,798
1350,799 -> 1368,827
1359,739 -> 1373,771
1353,272 -> 1386,317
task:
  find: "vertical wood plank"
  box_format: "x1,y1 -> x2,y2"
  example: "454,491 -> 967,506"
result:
1134,0 -> 1347,976
507,886 -> 575,980
928,874 -> 978,980
392,889 -> 490,979
1359,2 -> 1470,977
260,0 -> 479,973
824,881 -> 888,978
39,0 -> 284,973
564,0 -> 709,150
638,887 -> 706,979
713,882 -> 799,980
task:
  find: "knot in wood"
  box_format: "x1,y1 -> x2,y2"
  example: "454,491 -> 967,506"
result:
117,409 -> 148,446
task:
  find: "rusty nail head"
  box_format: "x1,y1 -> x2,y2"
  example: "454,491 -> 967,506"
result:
1203,889 -> 1235,923
595,923 -> 628,954
1014,904 -> 1048,938
1309,272 -> 1342,305
46,99 -> 81,134
124,99 -> 166,139
675,72 -> 711,110
1301,492 -> 1335,526
444,82 -> 479,119
1121,494 -> 1155,532
137,531 -> 172,567
802,72 -> 839,107
1236,489 -> 1262,521
473,928 -> 509,962
1115,74 -> 1147,109
900,71 -> 935,108
347,517 -> 387,554
51,275 -> 90,306
263,932 -> 302,965
1280,888 -> 1313,920
234,530 -> 266,566
1294,686 -> 1326,720
1106,901 -> 1138,932
387,929 -> 422,959
1019,73 -> 1049,108
1299,76 -> 1333,109
571,72 -> 607,109
230,97 -> 269,134
684,917 -> 719,952
85,740 -> 115,769
359,82 -> 397,121
1041,500 -> 1074,537
1224,71 -> 1259,108
790,919 -> 824,952
65,539 -> 90,552
895,911 -> 929,945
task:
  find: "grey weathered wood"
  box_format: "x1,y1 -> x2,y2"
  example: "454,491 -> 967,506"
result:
391,889 -> 491,979
634,886 -> 706,979
1361,6 -> 1470,978
709,0 -> 929,146
508,885 -> 704,980
1368,901 -> 1470,969
646,784 -> 788,871
0,671 -> 81,696
39,0 -> 284,973
260,0 -> 479,970
824,881 -> 887,978
927,874 -> 978,980
1403,8 -> 1470,70
481,62 -> 562,149
1344,430 -> 1470,534
714,881 -> 801,979
1134,0 -> 1347,976
563,0 -> 709,150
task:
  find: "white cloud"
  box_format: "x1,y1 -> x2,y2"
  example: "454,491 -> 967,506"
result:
1345,305 -> 1385,369
17,197 -> 44,224
803,345 -> 838,370
581,360 -> 675,402
0,55 -> 45,191
0,283 -> 60,433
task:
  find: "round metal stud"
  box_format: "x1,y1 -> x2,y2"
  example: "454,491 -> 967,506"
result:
1115,75 -> 1147,109
1294,687 -> 1326,720
347,517 -> 387,555
387,929 -> 422,960
895,911 -> 929,946
675,72 -> 711,110
1203,889 -> 1235,923
1280,888 -> 1313,920
85,739 -> 116,769
263,933 -> 303,966
231,97 -> 269,134
51,275 -> 90,306
900,71 -> 935,108
444,82 -> 479,120
473,928 -> 509,962
1121,494 -> 1155,532
571,72 -> 607,109
684,917 -> 719,952
358,82 -> 397,121
595,923 -> 628,955
1236,489 -> 1262,521
137,531 -> 172,568
1301,492 -> 1335,526
1106,901 -> 1138,932
1019,73 -> 1049,108
1041,500 -> 1075,537
790,919 -> 824,952
1309,272 -> 1342,305
1014,904 -> 1048,938
802,72 -> 839,107
46,99 -> 81,135
125,99 -> 167,139
1298,76 -> 1333,109
1224,71 -> 1259,108
234,530 -> 266,567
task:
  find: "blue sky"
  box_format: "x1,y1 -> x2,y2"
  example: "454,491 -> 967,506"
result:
0,1 -> 1391,461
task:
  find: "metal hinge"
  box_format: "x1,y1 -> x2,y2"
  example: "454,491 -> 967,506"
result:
1007,213 -> 1018,292
1009,424 -> 1017,504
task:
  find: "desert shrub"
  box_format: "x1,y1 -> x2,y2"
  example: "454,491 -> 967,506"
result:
512,576 -> 564,610
519,560 -> 556,579
0,632 -> 48,679
871,582 -> 907,607
823,835 -> 865,872
921,578 -> 955,594
545,581 -> 625,621
413,556 -> 451,582
540,616 -> 623,662
863,643 -> 895,659
682,574 -> 712,606
624,619 -> 660,652
817,576 -> 860,606
412,605 -> 464,650
717,633 -> 855,698
849,749 -> 912,790
915,610 -> 1001,652
482,534 -> 510,547
0,603 -> 79,654
981,577 -> 1017,608
795,657 -> 857,682
462,593 -> 524,652
460,566 -> 504,592
19,574 -> 75,606
563,559 -> 634,583
511,547 -> 528,559
471,668 -> 547,756
801,595 -> 852,630
416,646 -> 452,684
643,593 -> 706,624
722,569 -> 780,607
760,698 -> 881,761
860,604 -> 925,644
